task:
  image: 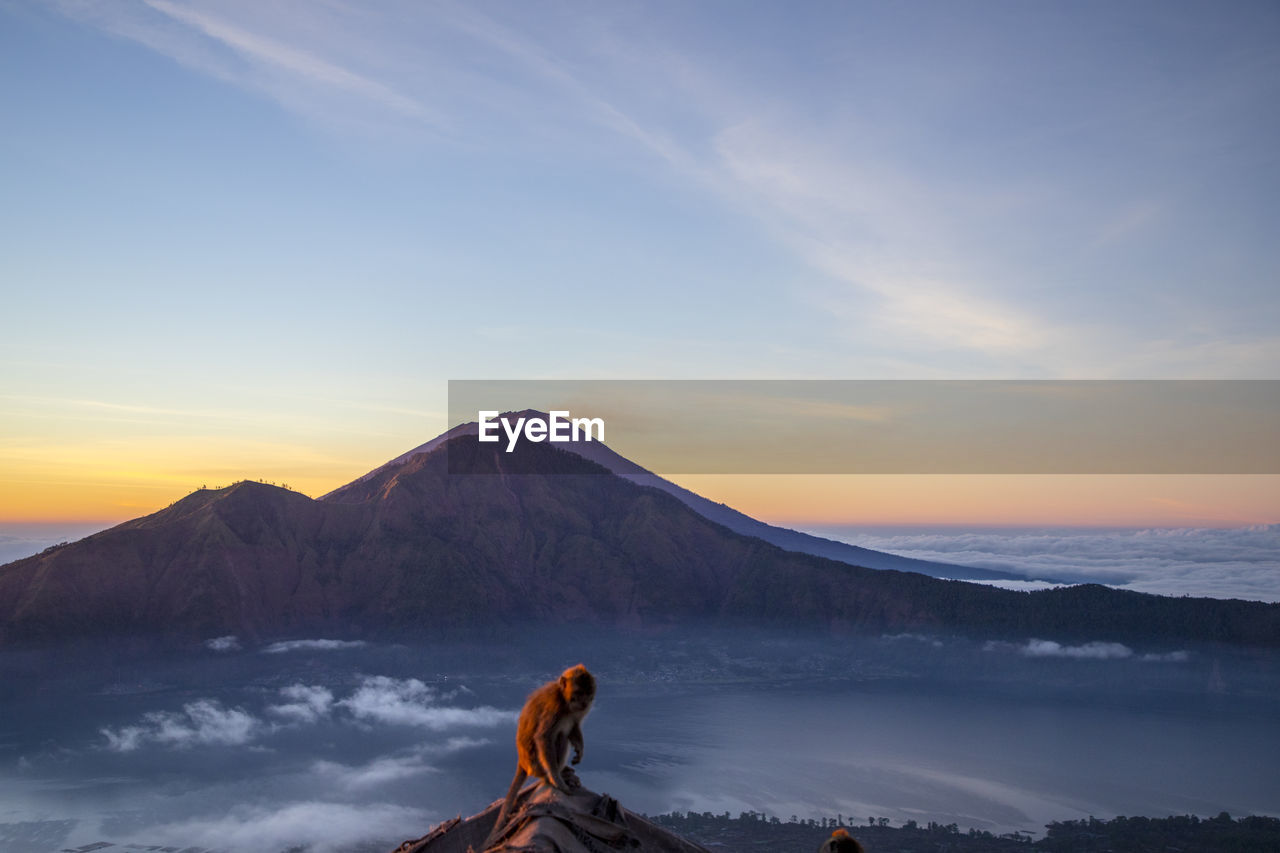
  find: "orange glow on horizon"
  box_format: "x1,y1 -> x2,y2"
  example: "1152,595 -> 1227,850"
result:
0,436 -> 394,523
3,469 -> 1276,529
664,474 -> 1280,529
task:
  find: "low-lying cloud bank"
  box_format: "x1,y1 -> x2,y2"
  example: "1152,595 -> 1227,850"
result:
984,639 -> 1190,662
204,635 -> 241,652
269,684 -> 336,724
340,676 -> 512,730
0,523 -> 109,564
1022,639 -> 1134,660
127,800 -> 427,853
262,639 -> 369,654
102,699 -> 260,751
201,636 -> 367,654
102,677 -> 514,752
311,737 -> 490,789
813,523 -> 1280,602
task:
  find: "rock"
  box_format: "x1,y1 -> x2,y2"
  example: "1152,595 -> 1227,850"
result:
392,782 -> 711,853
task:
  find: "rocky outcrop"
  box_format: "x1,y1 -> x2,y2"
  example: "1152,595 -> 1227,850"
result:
393,783 -> 710,853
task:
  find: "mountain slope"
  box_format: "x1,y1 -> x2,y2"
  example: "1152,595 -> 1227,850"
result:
323,415 -> 1033,582
1,436 -> 1277,648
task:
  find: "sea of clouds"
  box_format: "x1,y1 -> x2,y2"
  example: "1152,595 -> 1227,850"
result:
807,524 -> 1280,602
99,675 -> 514,753
0,523 -> 111,565
2,658 -> 522,853
6,522 -> 1277,603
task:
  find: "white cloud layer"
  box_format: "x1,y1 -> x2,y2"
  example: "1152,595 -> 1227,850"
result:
340,676 -> 515,730
127,800 -> 426,853
102,677 -> 511,751
1021,639 -> 1134,660
268,684 -> 335,724
204,635 -> 242,652
310,737 -> 488,789
262,639 -> 368,654
102,699 -> 260,751
0,524 -> 111,565
823,524 -> 1280,602
983,639 -> 1190,663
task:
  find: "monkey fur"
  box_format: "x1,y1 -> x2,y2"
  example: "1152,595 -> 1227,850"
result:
819,828 -> 865,853
482,664 -> 596,849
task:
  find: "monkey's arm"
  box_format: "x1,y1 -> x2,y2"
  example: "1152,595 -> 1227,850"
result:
569,721 -> 584,765
535,730 -> 568,790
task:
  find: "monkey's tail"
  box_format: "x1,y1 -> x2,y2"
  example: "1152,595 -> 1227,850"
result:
480,768 -> 527,851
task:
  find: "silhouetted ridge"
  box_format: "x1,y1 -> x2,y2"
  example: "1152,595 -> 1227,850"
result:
325,415 -> 1036,582
1,434 -> 1277,647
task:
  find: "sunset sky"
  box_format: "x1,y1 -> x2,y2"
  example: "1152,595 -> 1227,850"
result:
2,1 -> 1278,528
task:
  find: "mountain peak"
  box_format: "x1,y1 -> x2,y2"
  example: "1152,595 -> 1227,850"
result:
323,419 -> 1030,582
3,429 -> 1278,649
125,479 -> 310,531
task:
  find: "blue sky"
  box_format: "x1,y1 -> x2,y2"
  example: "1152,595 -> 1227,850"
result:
1,0 -> 1278,521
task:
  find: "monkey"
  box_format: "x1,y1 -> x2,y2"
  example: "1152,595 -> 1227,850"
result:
818,827 -> 865,853
482,664 -> 597,849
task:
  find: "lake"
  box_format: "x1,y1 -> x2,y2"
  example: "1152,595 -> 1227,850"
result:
1,631 -> 1276,852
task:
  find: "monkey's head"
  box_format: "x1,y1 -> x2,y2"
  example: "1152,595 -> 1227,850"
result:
823,828 -> 865,853
559,664 -> 596,713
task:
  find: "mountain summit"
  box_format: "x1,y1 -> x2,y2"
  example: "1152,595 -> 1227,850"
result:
335,412 -> 1031,583
1,428 -> 1277,647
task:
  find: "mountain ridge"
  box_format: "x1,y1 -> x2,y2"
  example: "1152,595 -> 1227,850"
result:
324,414 -> 1035,582
1,433 -> 1277,648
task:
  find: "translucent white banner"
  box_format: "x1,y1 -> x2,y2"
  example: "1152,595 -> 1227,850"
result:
447,380 -> 1280,474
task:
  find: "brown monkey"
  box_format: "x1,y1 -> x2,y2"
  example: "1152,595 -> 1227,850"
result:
483,664 -> 596,848
819,828 -> 865,853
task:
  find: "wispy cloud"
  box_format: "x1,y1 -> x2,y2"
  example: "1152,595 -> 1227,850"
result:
267,684 -> 335,724
204,635 -> 242,652
881,633 -> 944,648
262,639 -> 368,654
143,0 -> 427,119
983,638 -> 1190,663
101,677 -> 513,751
54,0 -> 447,135
102,699 -> 260,751
435,2 -> 697,172
1020,639 -> 1134,660
311,753 -> 436,790
711,122 -> 1057,361
339,676 -> 515,730
127,800 -> 427,853
310,737 -> 487,790
47,2 -> 1280,377
52,2 -> 1040,364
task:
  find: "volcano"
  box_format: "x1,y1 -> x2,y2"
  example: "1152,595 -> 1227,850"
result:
0,426 -> 1276,647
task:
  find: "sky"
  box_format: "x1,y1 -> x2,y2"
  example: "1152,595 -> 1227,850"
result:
1,0 -> 1278,528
